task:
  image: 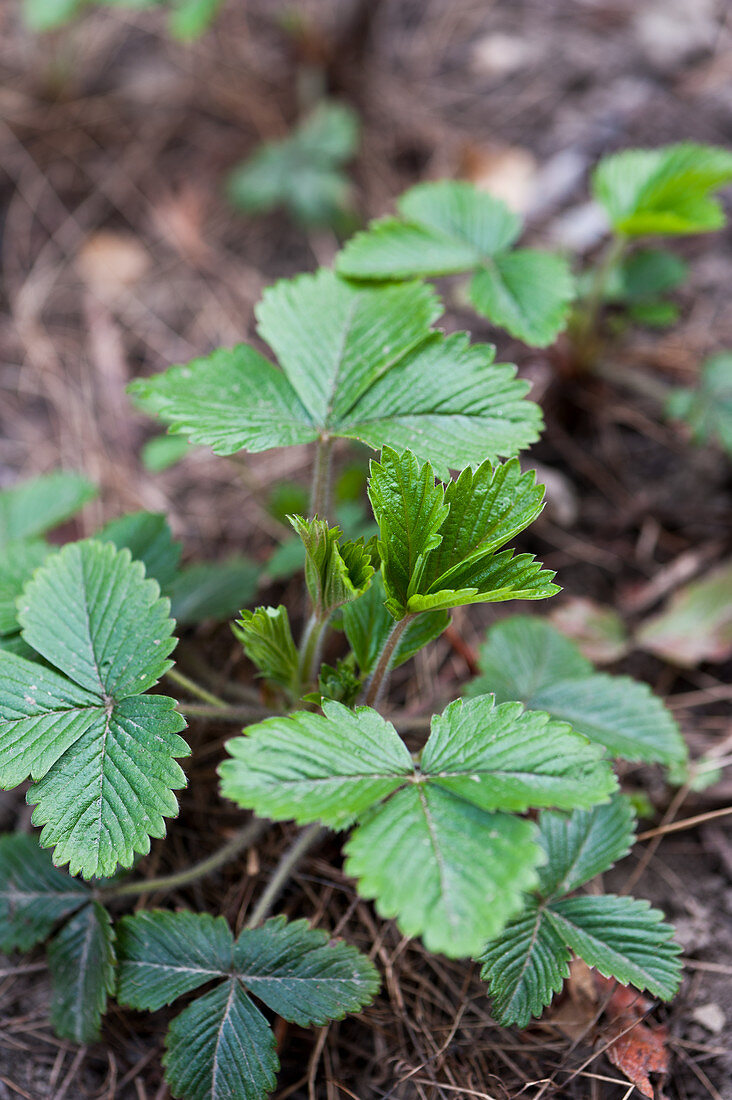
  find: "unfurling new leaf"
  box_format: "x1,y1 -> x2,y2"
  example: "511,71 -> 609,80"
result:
116,911 -> 379,1100
220,696 -> 615,957
368,448 -> 558,619
289,515 -> 374,616
0,540 -> 190,878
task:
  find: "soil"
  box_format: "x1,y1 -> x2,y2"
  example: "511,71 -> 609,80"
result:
1,1 -> 731,1098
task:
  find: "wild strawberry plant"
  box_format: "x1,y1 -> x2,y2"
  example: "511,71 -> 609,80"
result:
0,155 -> 695,1100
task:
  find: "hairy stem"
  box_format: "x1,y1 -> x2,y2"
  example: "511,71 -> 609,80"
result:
310,435 -> 334,520
101,819 -> 268,900
246,823 -> 326,929
165,667 -> 228,709
297,610 -> 329,692
361,615 -> 413,708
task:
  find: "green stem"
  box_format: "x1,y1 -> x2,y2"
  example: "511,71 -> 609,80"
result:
246,823 -> 325,929
361,615 -> 413,708
101,819 -> 268,900
165,667 -> 228,709
574,234 -> 628,366
297,610 -> 329,693
310,435 -> 334,520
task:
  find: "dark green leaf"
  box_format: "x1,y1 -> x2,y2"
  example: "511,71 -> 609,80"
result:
233,605 -> 299,691
536,796 -> 635,897
0,471 -> 96,549
168,557 -> 259,624
0,834 -> 88,952
0,540 -> 51,635
99,511 -> 182,589
48,901 -> 116,1042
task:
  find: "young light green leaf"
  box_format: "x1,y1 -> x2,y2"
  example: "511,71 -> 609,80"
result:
0,540 -> 189,878
345,785 -> 540,958
0,539 -> 50,635
117,910 -> 379,1100
368,451 -> 558,618
421,696 -> 616,813
470,616 -> 686,764
0,834 -> 89,952
131,271 -> 541,475
0,471 -> 96,549
545,895 -> 682,1001
536,796 -> 635,897
342,572 -> 450,676
289,515 -> 374,615
592,143 -> 732,236
337,180 -> 521,278
469,249 -> 575,347
478,903 -> 571,1027
666,352 -> 732,457
167,556 -> 259,624
234,606 -> 298,691
48,901 -> 116,1042
220,701 -> 413,829
99,511 -> 182,589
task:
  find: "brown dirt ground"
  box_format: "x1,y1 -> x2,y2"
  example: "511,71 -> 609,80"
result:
1,1 -> 731,1098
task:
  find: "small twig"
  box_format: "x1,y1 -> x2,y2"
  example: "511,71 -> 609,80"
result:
165,667 -> 228,709
246,823 -> 326,929
636,804 -> 732,842
101,819 -> 268,900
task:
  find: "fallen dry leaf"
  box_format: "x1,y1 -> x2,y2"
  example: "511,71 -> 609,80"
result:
460,143 -> 538,214
636,560 -> 732,667
547,958 -> 598,1042
550,597 -> 630,664
600,981 -> 670,1100
76,231 -> 150,297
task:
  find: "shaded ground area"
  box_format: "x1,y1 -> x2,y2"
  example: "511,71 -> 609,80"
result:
1,1 -> 731,1097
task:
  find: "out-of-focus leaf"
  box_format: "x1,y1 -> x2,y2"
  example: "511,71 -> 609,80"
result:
666,352 -> 732,456
636,560 -> 732,666
167,557 -> 259,624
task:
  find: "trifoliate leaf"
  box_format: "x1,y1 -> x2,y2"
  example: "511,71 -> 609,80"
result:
536,796 -> 636,897
289,515 -> 374,615
0,539 -> 50,635
0,471 -> 96,549
469,616 -> 686,764
220,701 -> 414,829
227,101 -> 358,227
0,540 -> 189,878
469,249 -> 575,347
666,352 -> 732,456
0,834 -> 89,952
345,785 -> 539,958
48,901 -> 116,1042
421,697 -> 616,813
233,606 -> 299,691
342,572 -> 449,676
368,450 -> 557,618
336,180 -> 573,345
130,271 -> 542,476
117,910 -> 379,1100
592,143 -> 732,236
221,694 -> 615,958
337,181 -> 521,278
99,511 -> 182,589
478,903 -> 571,1027
167,556 -> 259,624
545,895 -> 682,1001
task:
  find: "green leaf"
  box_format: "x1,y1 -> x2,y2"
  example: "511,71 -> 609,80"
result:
545,895 -> 682,1000
117,910 -> 379,1100
167,557 -> 259,624
289,516 -> 374,615
609,249 -> 688,302
233,606 -> 299,691
345,785 -> 540,957
48,901 -> 116,1042
627,300 -> 679,328
535,796 -> 636,897
23,0 -> 86,31
469,250 -> 575,347
337,180 -> 521,278
0,635 -> 36,659
168,0 -> 222,39
132,271 -> 541,474
342,572 -> 449,676
469,616 -> 686,764
0,540 -> 51,635
592,143 -> 732,236
141,433 -> 192,472
0,540 -> 190,878
220,701 -> 413,829
478,903 -> 571,1027
0,471 -> 96,549
0,834 -> 89,952
367,448 -> 448,614
420,696 -> 616,814
296,102 -> 359,163
368,451 -> 558,618
99,511 -> 182,589
666,352 -> 732,456
165,980 -> 277,1100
